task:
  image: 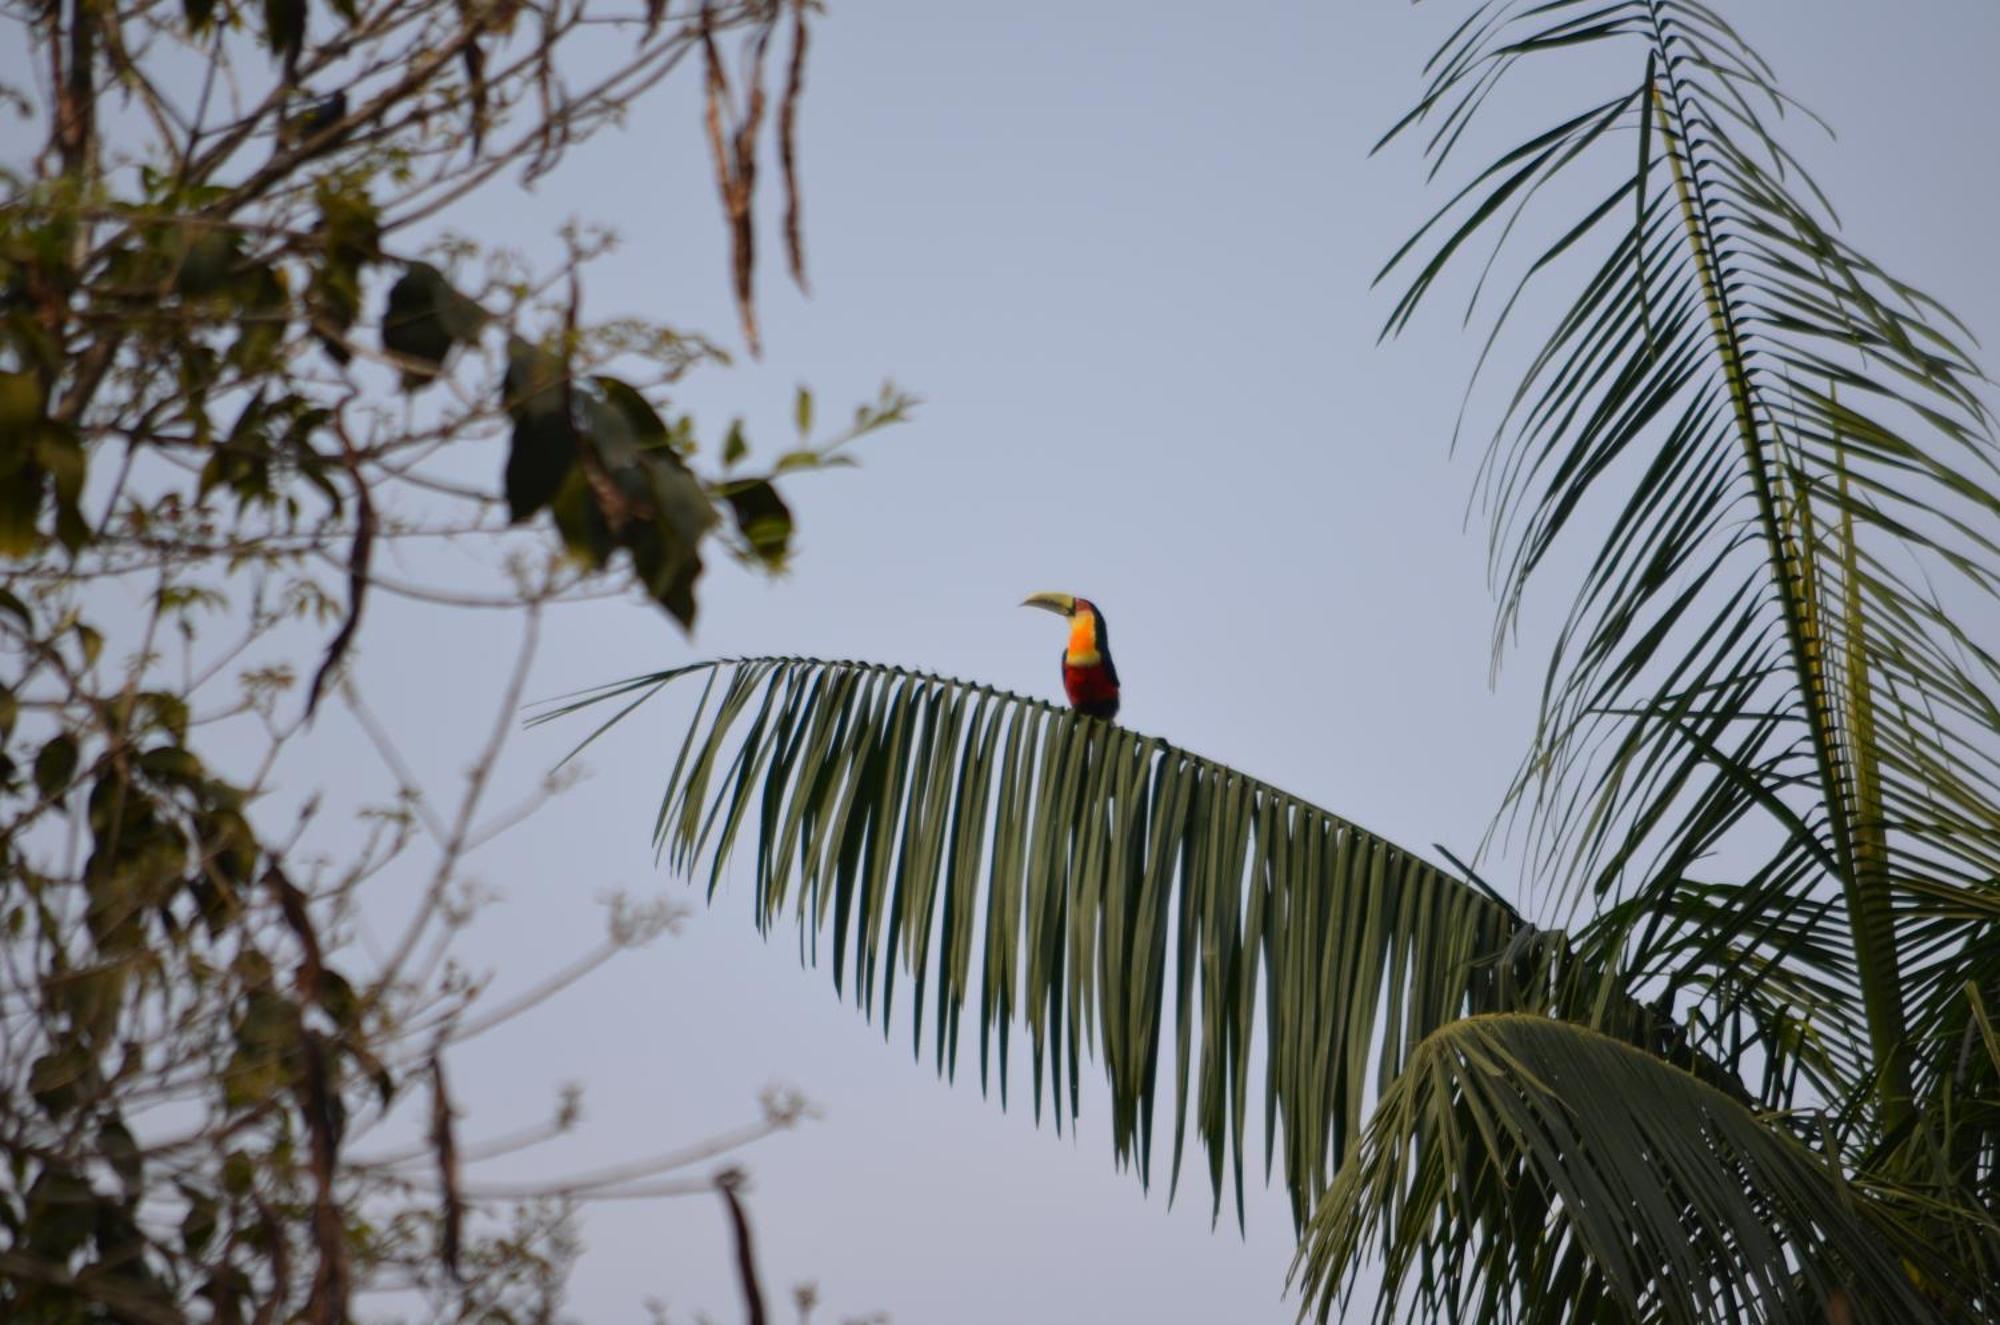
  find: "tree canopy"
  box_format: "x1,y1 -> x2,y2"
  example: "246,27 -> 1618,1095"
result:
1,0 -> 904,1320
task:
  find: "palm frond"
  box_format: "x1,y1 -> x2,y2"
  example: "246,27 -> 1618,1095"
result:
539,659 -> 1511,1222
1293,1013 -> 1973,1325
536,658 -> 1732,1224
1380,0 -> 1999,1133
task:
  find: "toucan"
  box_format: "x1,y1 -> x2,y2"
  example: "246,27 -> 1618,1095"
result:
1022,592 -> 1120,720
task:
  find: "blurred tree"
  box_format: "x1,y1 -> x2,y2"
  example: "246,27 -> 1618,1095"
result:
0,0 -> 906,1320
569,4 -> 2000,1322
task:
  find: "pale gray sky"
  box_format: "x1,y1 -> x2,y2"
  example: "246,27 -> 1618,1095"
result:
337,3 -> 2000,1320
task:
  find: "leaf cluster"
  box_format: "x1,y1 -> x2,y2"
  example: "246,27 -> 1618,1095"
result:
1,0 -> 896,1320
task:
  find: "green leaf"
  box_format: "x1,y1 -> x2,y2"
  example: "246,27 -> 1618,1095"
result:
306,182 -> 381,365
506,430 -> 574,523
196,805 -> 258,887
33,733 -> 78,800
34,424 -> 88,551
383,262 -> 483,389
34,428 -> 82,510
221,1150 -> 254,1196
629,528 -> 703,629
138,745 -> 205,785
29,1043 -> 93,1118
0,587 -> 32,631
549,465 -> 613,569
501,337 -> 575,521
575,378 -> 718,625
0,369 -> 43,432
316,967 -> 361,1031
99,1115 -> 143,1194
590,376 -> 672,450
180,1186 -> 218,1257
173,227 -> 242,297
58,964 -> 124,1044
24,1166 -> 95,1260
135,691 -> 192,742
794,385 -> 813,437
0,456 -> 47,557
229,263 -> 290,373
225,990 -> 298,1110
725,479 -> 792,569
262,0 -> 306,71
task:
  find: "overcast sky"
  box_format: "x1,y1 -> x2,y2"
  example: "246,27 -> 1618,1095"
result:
325,3 -> 2000,1320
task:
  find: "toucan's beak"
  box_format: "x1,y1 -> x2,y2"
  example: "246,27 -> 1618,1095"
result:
1021,591 -> 1077,617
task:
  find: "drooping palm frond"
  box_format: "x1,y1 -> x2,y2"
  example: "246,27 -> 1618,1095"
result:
1378,0 -> 1999,1137
1293,1013 -> 1975,1325
537,658 -> 1729,1225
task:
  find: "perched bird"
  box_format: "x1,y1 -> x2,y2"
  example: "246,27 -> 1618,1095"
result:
1021,592 -> 1121,719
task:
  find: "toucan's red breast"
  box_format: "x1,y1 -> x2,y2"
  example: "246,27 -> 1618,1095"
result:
1060,599 -> 1120,719
1063,661 -> 1120,718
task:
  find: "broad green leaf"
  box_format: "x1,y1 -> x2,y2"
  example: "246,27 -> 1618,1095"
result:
502,337 -> 575,522
33,733 -> 78,800
383,262 -> 485,389
724,479 -> 791,568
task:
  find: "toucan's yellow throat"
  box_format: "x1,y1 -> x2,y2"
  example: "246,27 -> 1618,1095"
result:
1021,591 -> 1098,662
1063,610 -> 1101,666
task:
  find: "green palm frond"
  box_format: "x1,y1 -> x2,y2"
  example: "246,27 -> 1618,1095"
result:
538,658 -> 1729,1225
542,659 -> 1511,1222
1378,0 -> 1999,1131
1293,1013 -> 1972,1325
